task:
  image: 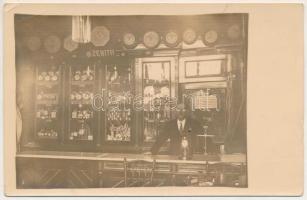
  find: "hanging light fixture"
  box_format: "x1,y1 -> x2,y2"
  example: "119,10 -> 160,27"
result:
72,16 -> 91,43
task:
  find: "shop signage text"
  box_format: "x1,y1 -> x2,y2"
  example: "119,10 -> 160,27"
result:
86,49 -> 125,58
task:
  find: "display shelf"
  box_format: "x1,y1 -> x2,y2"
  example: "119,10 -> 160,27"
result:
36,81 -> 60,87
70,99 -> 93,105
71,80 -> 95,86
36,99 -> 59,105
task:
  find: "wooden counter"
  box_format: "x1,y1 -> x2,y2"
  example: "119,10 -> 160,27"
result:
16,151 -> 247,188
16,150 -> 246,164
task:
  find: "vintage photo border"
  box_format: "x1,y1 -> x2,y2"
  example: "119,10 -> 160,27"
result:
4,3 -> 304,196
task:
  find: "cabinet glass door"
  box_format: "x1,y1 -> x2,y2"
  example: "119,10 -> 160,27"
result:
68,64 -> 96,143
143,61 -> 171,142
105,63 -> 133,143
135,57 -> 176,149
34,64 -> 63,143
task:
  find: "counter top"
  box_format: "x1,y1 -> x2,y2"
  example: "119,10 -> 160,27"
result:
16,150 -> 246,164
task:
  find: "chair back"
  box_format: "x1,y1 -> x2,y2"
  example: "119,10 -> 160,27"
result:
124,158 -> 156,187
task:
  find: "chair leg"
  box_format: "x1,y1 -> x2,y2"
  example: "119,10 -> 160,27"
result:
142,180 -> 151,187
111,180 -> 125,188
128,180 -> 138,187
156,180 -> 166,187
124,158 -> 127,187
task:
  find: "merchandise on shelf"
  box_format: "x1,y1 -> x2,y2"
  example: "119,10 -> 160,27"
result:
107,122 -> 131,141
36,107 -> 57,119
37,128 -> 58,139
72,66 -> 94,81
70,91 -> 94,101
36,91 -> 57,101
37,70 -> 60,82
71,105 -> 93,120
69,122 -> 93,141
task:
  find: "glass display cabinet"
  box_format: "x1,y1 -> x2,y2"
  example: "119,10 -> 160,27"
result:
135,57 -> 176,151
179,54 -> 230,153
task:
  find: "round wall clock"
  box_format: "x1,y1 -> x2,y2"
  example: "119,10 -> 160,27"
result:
64,35 -> 78,52
122,32 -> 138,49
182,28 -> 198,45
91,26 -> 110,47
164,31 -> 180,48
203,30 -> 218,47
227,24 -> 241,40
143,31 -> 160,49
26,36 -> 41,51
44,35 -> 61,54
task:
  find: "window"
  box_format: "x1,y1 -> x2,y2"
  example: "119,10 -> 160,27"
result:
185,59 -> 223,77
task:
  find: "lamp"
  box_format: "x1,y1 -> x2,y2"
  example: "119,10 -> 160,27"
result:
72,16 -> 91,43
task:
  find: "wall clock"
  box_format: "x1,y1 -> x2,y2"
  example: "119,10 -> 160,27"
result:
91,26 -> 110,47
64,35 -> 78,52
164,31 -> 180,48
203,30 -> 218,47
26,36 -> 41,51
143,31 -> 160,49
122,32 -> 138,49
227,24 -> 241,40
182,28 -> 198,45
44,35 -> 61,54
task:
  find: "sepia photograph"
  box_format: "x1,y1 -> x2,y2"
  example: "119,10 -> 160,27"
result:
3,3 -> 303,196
15,13 -> 248,189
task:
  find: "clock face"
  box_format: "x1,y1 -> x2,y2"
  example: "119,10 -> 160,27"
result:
204,30 -> 218,44
183,28 -> 197,45
27,36 -> 41,51
123,32 -> 137,48
64,35 -> 78,52
202,30 -> 218,47
91,26 -> 110,47
44,35 -> 61,54
165,31 -> 179,47
227,24 -> 241,40
143,31 -> 160,49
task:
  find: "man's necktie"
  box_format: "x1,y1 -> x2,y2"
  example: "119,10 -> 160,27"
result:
179,121 -> 183,132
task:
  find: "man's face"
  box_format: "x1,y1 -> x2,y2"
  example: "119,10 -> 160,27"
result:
176,107 -> 187,120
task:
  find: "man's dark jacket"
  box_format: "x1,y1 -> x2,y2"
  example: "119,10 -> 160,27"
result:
151,117 -> 203,155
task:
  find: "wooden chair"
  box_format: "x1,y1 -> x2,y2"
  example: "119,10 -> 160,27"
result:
111,158 -> 156,187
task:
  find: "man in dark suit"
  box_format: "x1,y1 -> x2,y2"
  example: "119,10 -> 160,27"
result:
150,104 -> 203,156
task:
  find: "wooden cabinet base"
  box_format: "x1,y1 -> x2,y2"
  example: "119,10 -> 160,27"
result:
16,152 -> 247,188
